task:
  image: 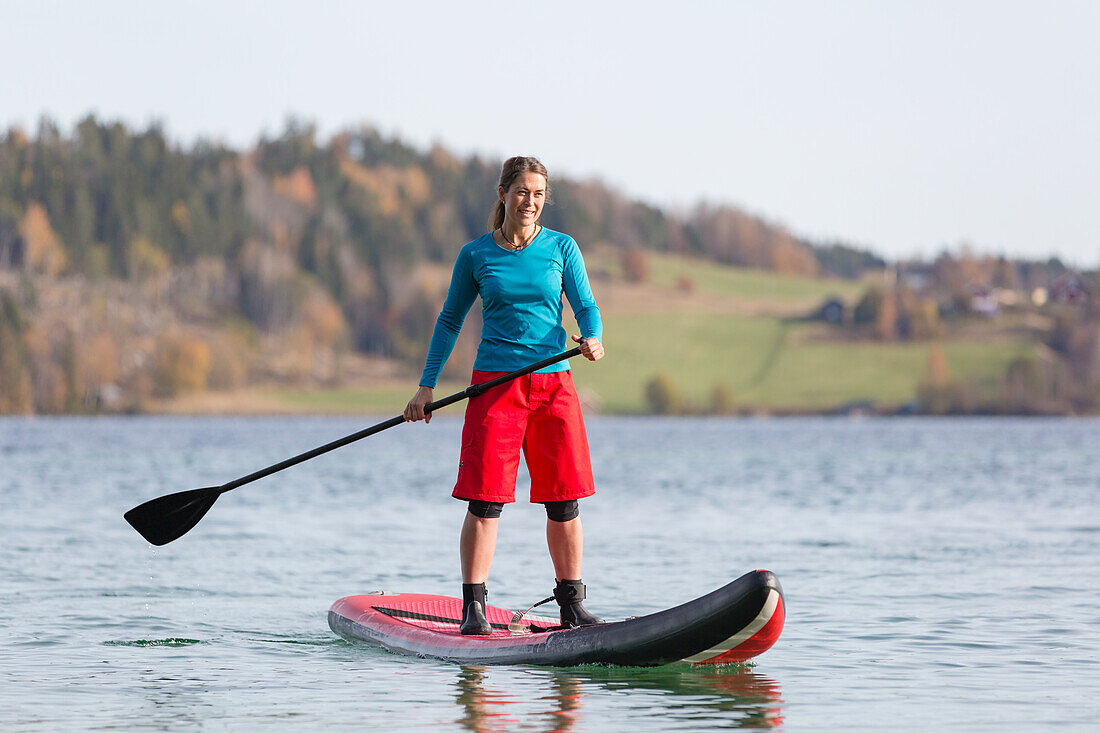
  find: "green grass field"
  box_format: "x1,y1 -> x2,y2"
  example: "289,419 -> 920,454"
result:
586,249 -> 865,304
572,312 -> 1034,412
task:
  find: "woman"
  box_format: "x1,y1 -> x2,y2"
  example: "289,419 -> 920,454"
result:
404,156 -> 605,635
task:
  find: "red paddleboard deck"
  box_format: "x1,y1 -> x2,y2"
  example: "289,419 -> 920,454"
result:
328,569 -> 784,667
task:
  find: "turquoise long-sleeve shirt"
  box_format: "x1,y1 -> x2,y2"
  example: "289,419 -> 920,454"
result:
419,228 -> 602,388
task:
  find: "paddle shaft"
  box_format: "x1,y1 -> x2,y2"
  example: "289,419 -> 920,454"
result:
215,346 -> 583,496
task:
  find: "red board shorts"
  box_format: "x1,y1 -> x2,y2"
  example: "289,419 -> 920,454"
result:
453,369 -> 596,504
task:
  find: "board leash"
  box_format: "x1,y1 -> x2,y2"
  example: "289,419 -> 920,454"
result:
508,595 -> 556,633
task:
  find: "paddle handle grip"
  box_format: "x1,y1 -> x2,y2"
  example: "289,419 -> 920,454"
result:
217,346 -> 582,494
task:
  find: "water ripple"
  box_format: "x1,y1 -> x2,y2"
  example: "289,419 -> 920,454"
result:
2,415 -> 1099,730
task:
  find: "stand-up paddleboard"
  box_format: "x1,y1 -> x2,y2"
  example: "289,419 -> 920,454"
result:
328,569 -> 783,667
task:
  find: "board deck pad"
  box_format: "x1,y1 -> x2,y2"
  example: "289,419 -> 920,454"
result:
329,570 -> 785,667
370,594 -> 559,635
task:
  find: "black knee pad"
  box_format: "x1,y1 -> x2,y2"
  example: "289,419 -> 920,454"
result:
544,500 -> 579,522
467,500 -> 504,519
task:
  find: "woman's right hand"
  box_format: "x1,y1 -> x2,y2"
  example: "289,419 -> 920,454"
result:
404,386 -> 435,423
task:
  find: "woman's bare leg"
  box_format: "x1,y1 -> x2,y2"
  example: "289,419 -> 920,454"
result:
460,513 -> 499,583
546,516 -> 583,581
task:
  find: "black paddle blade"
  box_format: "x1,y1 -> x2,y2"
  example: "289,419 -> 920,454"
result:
124,487 -> 222,546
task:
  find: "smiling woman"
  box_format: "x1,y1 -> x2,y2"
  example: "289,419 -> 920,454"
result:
489,157 -> 549,238
403,155 -> 606,636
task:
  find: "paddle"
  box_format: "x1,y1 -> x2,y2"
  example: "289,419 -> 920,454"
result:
124,346 -> 583,546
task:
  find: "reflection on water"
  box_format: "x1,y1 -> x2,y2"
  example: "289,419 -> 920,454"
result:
456,667 -> 582,732
454,664 -> 783,731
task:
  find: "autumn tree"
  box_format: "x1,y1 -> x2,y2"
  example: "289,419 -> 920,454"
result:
621,248 -> 649,283
853,287 -> 885,325
916,345 -> 957,414
0,291 -> 32,412
905,297 -> 941,339
19,203 -> 67,276
710,382 -> 735,414
153,334 -> 212,397
644,373 -> 682,414
1001,356 -> 1043,414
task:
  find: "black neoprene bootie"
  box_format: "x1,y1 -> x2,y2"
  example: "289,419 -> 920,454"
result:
554,579 -> 604,627
460,582 -> 492,635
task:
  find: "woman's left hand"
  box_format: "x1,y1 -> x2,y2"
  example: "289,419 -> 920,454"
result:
572,335 -> 604,361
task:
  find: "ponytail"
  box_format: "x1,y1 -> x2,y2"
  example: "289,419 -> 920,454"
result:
489,200 -> 506,230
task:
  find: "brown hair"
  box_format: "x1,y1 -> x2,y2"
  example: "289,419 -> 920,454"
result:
488,156 -> 550,230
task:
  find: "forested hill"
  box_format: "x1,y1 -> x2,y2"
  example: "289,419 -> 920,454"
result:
4,117 -> 1098,417
6,116 -> 841,259
1,116 -> 876,412
0,116 -> 838,288
0,117 -> 833,410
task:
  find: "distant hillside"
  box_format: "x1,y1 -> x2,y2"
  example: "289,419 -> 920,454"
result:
2,116 -> 1095,416
0,116 -> 846,413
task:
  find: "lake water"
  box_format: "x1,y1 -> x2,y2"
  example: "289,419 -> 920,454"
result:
2,416 -> 1098,730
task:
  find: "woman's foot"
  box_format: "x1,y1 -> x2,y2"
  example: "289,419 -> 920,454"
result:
554,579 -> 604,627
460,582 -> 492,635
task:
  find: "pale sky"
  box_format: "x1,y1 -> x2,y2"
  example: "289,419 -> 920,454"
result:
2,1 -> 1098,266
